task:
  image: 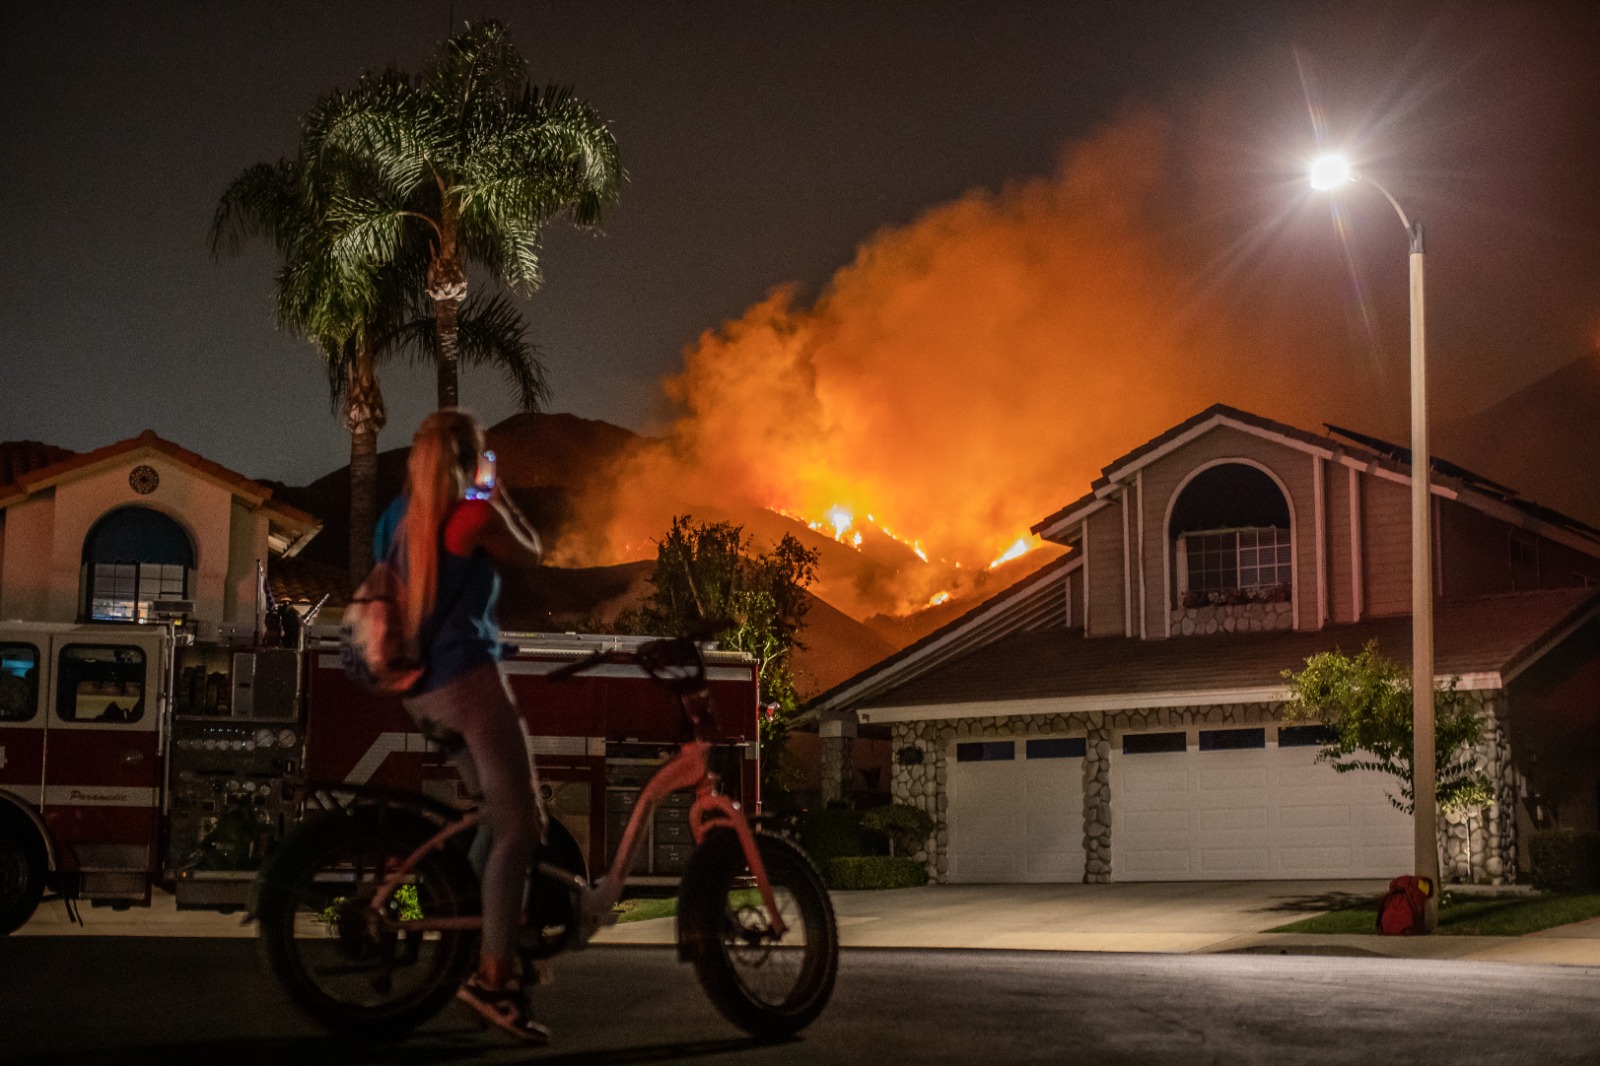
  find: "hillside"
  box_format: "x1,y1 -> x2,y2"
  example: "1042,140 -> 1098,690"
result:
258,410 -> 1019,692
1437,353 -> 1600,529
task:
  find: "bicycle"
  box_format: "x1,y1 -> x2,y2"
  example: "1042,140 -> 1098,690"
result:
252,626 -> 839,1040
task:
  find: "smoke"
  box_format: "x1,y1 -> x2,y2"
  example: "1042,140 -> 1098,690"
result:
559,107 -> 1313,597
556,3 -> 1598,620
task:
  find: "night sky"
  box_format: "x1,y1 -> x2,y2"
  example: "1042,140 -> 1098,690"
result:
4,1 -> 1597,491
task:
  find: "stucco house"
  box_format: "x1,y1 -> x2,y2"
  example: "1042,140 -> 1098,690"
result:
807,405 -> 1600,885
0,432 -> 321,641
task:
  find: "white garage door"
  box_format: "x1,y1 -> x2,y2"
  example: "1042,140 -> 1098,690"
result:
947,737 -> 1086,883
1110,725 -> 1412,881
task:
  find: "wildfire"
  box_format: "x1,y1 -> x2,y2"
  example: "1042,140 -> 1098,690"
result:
827,507 -> 853,540
989,537 -> 1032,569
780,505 -> 1033,576
928,591 -> 951,607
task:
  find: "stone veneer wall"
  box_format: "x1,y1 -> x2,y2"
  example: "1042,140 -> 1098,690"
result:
1441,693 -> 1517,885
819,735 -> 854,806
890,693 -> 1518,886
1169,599 -> 1293,636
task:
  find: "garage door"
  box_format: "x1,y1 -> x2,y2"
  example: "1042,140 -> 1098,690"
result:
1110,725 -> 1412,880
947,737 -> 1086,883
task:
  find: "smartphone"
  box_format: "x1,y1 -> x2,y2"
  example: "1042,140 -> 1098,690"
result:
465,449 -> 497,500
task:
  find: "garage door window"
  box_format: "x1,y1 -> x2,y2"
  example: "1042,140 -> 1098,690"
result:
1026,737 -> 1086,759
1198,727 -> 1266,751
1278,724 -> 1338,747
1122,731 -> 1186,754
955,741 -> 1015,762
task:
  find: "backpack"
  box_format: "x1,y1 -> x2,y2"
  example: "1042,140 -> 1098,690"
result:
339,555 -> 424,695
1376,874 -> 1434,936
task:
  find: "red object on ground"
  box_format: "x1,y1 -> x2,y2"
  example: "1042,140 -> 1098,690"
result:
1376,875 -> 1435,935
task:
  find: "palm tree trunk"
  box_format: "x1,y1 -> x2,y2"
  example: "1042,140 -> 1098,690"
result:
427,239 -> 468,408
432,293 -> 462,407
345,337 -> 386,581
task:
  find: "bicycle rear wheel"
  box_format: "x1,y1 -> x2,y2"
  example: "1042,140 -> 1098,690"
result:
255,808 -> 479,1037
678,828 -> 838,1038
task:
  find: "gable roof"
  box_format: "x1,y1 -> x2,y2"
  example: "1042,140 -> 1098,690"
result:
0,431 -> 320,557
852,588 -> 1600,725
1030,404 -> 1600,557
804,550 -> 1081,719
808,404 -> 1600,722
0,440 -> 77,486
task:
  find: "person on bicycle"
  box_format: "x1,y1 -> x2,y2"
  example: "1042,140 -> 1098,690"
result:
376,408 -> 549,1043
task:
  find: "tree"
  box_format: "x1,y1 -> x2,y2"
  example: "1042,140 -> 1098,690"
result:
624,516 -> 820,792
305,19 -> 623,408
1281,641 -> 1494,815
211,156 -> 546,579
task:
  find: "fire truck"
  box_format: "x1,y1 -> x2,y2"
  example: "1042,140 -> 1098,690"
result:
0,619 -> 760,933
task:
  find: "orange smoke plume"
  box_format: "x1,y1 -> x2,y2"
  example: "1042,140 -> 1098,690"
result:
560,108 -> 1314,608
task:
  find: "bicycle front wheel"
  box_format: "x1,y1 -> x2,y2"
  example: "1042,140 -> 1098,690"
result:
679,828 -> 839,1038
255,808 -> 479,1038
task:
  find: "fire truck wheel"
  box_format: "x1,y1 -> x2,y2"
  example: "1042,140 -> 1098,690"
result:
0,815 -> 47,936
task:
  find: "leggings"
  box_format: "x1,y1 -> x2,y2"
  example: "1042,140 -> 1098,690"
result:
403,663 -> 540,968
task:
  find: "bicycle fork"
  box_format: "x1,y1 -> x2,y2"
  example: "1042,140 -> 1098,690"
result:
597,740 -> 788,939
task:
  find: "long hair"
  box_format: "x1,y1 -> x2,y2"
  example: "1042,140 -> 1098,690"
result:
401,409 -> 484,644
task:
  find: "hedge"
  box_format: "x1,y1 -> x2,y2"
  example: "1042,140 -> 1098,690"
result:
799,808 -> 885,862
822,856 -> 928,891
1529,830 -> 1600,892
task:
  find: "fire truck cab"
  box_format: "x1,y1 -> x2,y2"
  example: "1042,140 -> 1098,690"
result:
0,621 -> 760,933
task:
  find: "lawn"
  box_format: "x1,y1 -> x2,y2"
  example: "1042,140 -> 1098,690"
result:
614,895 -> 678,923
1270,892 -> 1600,936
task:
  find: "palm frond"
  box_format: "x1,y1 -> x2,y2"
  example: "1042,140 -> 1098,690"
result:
455,291 -> 549,411
387,290 -> 548,411
325,195 -> 411,268
307,74 -> 444,199
210,159 -> 304,256
426,20 -> 527,119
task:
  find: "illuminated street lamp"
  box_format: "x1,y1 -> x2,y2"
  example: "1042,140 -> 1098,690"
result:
1310,155 -> 1439,930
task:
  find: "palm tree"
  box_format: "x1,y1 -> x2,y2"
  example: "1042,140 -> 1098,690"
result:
305,19 -> 623,407
212,156 -> 547,579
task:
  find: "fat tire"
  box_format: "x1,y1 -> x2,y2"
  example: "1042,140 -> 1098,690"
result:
679,828 -> 838,1038
0,815 -> 47,936
255,808 -> 479,1038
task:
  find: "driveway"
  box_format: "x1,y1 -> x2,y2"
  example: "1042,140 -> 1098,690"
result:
599,879 -> 1387,953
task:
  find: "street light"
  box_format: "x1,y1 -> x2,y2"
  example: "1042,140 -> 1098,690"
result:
1310,154 -> 1439,931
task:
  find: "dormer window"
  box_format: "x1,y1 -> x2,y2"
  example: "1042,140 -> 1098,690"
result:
1176,526 -> 1292,607
1168,462 -> 1293,614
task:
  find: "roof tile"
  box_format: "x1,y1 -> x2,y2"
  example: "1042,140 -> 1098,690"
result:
867,588 -> 1600,709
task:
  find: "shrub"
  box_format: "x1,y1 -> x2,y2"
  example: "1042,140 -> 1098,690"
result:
823,856 -> 928,891
799,808 -> 884,862
1529,830 -> 1600,892
859,804 -> 934,858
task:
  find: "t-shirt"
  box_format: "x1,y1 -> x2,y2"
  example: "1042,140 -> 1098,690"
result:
374,496 -> 502,695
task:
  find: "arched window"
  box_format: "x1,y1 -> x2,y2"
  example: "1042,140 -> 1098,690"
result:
1169,464 -> 1292,608
81,506 -> 194,622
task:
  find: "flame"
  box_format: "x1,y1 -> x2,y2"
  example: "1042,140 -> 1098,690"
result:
989,537 -> 1032,569
553,95 -> 1426,617
827,507 -> 853,540
928,591 -> 951,606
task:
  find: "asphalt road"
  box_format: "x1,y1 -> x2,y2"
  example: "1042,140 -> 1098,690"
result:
1,940 -> 1598,1065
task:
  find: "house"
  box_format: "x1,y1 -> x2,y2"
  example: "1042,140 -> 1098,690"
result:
806,405 -> 1600,885
0,431 -> 321,641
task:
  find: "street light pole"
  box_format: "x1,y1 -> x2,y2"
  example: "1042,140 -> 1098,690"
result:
1311,159 -> 1439,930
